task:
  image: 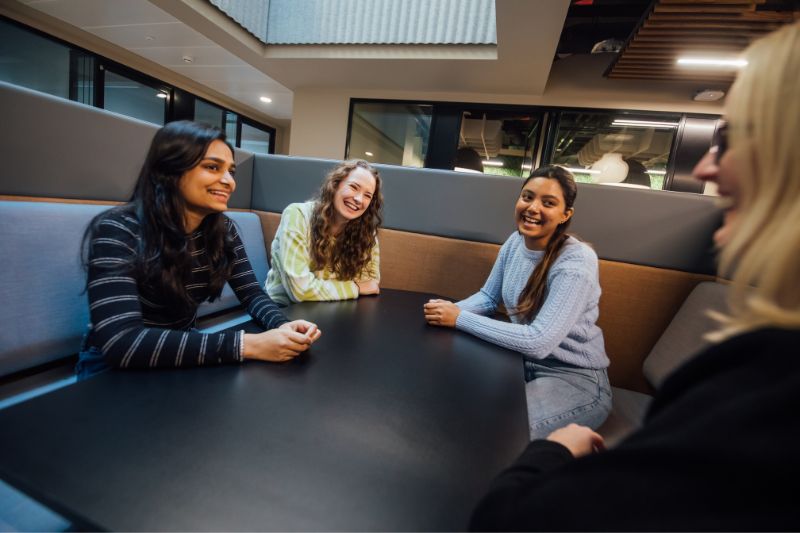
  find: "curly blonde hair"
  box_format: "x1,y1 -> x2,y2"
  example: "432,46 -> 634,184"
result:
310,160 -> 383,280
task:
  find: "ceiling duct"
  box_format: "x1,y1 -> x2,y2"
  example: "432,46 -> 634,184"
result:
460,115 -> 503,159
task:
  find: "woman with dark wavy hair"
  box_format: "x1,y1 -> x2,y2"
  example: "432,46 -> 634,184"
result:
77,121 -> 320,378
265,159 -> 383,304
424,166 -> 610,440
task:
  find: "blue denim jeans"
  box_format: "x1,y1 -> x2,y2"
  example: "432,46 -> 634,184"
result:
74,333 -> 110,381
524,358 -> 612,440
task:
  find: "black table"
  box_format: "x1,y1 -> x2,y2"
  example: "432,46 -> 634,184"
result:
0,290 -> 528,531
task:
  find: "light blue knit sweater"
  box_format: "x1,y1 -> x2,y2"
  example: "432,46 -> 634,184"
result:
456,232 -> 609,369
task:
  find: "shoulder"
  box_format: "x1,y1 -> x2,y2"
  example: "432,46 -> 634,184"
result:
500,231 -> 523,254
220,213 -> 239,236
281,202 -> 314,225
93,206 -> 140,240
555,237 -> 598,269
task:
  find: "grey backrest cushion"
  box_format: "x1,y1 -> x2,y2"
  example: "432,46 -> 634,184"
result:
0,81 -> 255,208
643,281 -> 730,388
251,154 -> 721,274
0,201 -> 268,376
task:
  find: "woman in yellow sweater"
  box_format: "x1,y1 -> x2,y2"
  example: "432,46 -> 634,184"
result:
265,159 -> 383,305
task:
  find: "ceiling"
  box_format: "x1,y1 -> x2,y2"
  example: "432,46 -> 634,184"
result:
20,0 -> 294,120
607,0 -> 800,83
12,0 -> 800,125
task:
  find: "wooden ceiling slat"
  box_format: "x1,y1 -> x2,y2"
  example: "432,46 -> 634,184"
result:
606,0 -> 796,84
643,22 -> 788,30
657,0 -> 757,5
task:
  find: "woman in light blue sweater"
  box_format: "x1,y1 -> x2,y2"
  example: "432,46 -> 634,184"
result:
424,166 -> 611,439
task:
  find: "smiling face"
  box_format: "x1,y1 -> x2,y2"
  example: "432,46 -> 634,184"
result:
515,177 -> 573,250
178,139 -> 236,232
332,166 -> 376,227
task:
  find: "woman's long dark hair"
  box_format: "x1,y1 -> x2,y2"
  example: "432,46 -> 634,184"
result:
310,159 -> 383,280
514,165 -> 578,322
83,121 -> 236,312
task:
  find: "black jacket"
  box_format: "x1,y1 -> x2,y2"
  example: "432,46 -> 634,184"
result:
470,328 -> 800,531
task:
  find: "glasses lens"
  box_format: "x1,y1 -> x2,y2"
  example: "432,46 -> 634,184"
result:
712,121 -> 728,164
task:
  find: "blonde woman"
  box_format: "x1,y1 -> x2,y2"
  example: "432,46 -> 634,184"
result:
470,22 -> 800,531
265,160 -> 382,305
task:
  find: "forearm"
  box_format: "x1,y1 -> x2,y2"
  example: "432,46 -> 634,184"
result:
455,312 -> 560,358
469,440 -> 573,531
286,276 -> 359,302
456,288 -> 498,316
95,325 -> 243,368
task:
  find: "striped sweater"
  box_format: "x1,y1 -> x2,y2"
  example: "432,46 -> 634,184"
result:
456,233 -> 609,369
265,201 -> 380,305
86,208 -> 288,368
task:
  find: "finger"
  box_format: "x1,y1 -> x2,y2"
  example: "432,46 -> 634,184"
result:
591,433 -> 606,452
286,331 -> 313,346
304,324 -> 318,339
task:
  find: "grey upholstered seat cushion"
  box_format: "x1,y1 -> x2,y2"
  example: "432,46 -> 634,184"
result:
599,281 -> 729,445
642,281 -> 730,388
597,386 -> 653,447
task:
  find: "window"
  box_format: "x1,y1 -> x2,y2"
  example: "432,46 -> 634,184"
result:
240,120 -> 273,154
0,18 -> 70,99
102,69 -> 167,125
456,109 -> 542,177
1,18 -> 277,153
225,111 -> 238,144
347,102 -> 433,167
547,111 -> 680,190
194,98 -> 225,130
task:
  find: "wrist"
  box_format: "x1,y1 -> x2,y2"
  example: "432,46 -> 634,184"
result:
242,332 -> 253,360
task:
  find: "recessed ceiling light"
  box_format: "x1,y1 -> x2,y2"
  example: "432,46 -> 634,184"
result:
677,57 -> 747,69
259,96 -> 272,103
156,92 -> 168,99
364,151 -> 374,157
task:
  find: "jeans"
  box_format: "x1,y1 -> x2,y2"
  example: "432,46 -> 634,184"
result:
524,358 -> 612,440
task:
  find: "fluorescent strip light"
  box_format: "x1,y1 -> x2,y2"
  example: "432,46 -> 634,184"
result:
156,92 -> 168,99
646,170 -> 666,175
677,57 -> 747,68
482,160 -> 504,167
563,167 -> 600,174
612,119 -> 678,128
454,166 -> 482,174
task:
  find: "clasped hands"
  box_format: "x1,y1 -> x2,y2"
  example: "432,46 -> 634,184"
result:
423,299 -> 461,328
243,319 -> 322,363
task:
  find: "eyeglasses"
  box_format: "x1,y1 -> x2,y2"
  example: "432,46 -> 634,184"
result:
710,120 -> 728,164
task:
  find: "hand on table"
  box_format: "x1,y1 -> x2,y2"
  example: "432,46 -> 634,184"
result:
423,299 -> 460,328
356,279 -> 380,296
546,423 -> 606,458
280,319 -> 322,342
243,320 -> 321,362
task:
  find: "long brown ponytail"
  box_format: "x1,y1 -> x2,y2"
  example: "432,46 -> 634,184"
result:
514,166 -> 578,322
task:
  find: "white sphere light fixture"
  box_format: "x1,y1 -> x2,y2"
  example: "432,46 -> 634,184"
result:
590,153 -> 628,184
